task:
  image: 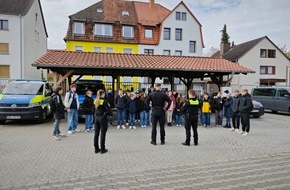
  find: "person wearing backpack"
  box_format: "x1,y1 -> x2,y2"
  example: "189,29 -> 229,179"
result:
51,87 -> 66,141
64,84 -> 80,134
238,89 -> 253,136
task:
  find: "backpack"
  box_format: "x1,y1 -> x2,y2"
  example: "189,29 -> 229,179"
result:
50,95 -> 57,113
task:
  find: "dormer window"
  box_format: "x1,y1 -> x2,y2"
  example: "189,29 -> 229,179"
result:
97,8 -> 103,13
122,25 -> 134,38
95,23 -> 113,37
145,28 -> 153,38
73,21 -> 84,35
122,11 -> 129,16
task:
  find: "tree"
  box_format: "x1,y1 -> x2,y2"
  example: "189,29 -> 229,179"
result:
221,24 -> 230,43
279,45 -> 290,58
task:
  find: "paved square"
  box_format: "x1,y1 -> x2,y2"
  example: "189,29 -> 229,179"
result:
0,113 -> 290,190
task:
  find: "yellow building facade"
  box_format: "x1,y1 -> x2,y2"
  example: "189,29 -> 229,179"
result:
66,41 -> 139,91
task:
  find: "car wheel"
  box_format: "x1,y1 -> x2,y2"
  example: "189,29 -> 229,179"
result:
38,109 -> 47,123
271,110 -> 278,113
0,120 -> 6,125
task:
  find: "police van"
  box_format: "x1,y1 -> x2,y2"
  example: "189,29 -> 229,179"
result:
0,80 -> 53,124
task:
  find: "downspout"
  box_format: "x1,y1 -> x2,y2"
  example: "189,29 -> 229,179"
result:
19,15 -> 24,79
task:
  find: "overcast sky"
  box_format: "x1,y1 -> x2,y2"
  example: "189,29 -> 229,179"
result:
41,0 -> 290,55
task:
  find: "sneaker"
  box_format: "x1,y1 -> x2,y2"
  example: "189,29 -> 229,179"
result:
91,128 -> 95,131
53,136 -> 60,141
59,133 -> 66,137
238,130 -> 244,134
73,129 -> 80,132
68,131 -> 73,135
242,132 -> 249,136
229,127 -> 235,131
235,129 -> 239,133
126,123 -> 129,126
85,129 -> 91,132
133,126 -> 136,129
129,126 -> 132,130
122,125 -> 126,129
117,125 -> 120,130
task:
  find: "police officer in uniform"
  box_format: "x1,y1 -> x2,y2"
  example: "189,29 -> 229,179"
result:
181,89 -> 200,146
94,89 -> 113,154
146,83 -> 171,145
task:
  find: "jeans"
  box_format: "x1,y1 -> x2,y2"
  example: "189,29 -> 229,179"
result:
53,118 -> 61,136
176,114 -> 183,126
140,111 -> 147,126
148,109 -> 152,125
202,113 -> 211,126
85,114 -> 94,130
199,110 -> 204,125
232,112 -> 240,129
129,113 -> 135,126
167,110 -> 173,123
226,116 -> 231,126
117,108 -> 126,125
67,109 -> 78,131
215,110 -> 223,126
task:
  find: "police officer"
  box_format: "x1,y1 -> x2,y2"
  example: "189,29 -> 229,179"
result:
146,83 -> 171,145
181,89 -> 200,146
94,89 -> 113,154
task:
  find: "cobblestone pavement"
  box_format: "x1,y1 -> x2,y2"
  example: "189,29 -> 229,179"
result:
0,113 -> 290,190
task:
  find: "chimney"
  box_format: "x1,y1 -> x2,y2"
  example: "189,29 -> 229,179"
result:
149,0 -> 155,10
220,42 -> 231,56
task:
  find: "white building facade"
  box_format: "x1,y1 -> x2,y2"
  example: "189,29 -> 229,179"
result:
0,0 -> 48,80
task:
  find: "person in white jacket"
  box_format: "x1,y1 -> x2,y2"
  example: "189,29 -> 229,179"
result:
64,84 -> 80,134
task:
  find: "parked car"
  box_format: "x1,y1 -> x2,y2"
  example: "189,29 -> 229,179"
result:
0,80 -> 53,124
74,80 -> 106,118
251,100 -> 264,118
251,87 -> 290,113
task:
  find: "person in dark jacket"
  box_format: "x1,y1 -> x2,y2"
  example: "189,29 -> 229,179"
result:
139,92 -> 149,128
230,90 -> 241,132
128,94 -> 137,129
125,90 -> 131,126
115,89 -> 127,129
135,92 -> 140,122
175,93 -> 185,127
146,83 -> 171,145
223,94 -> 233,128
52,87 -> 66,141
107,89 -> 114,108
238,89 -> 253,136
213,92 -> 224,127
94,89 -> 113,154
82,90 -> 94,132
181,89 -> 200,146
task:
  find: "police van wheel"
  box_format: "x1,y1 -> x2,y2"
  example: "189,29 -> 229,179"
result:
38,109 -> 47,123
0,120 -> 6,125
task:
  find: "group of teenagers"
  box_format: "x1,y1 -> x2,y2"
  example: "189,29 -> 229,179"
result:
50,83 -> 253,154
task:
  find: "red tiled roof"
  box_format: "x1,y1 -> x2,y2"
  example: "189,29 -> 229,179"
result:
133,1 -> 170,26
33,50 -> 254,73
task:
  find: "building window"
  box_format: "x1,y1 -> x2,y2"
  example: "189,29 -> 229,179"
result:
106,47 -> 113,53
163,50 -> 170,56
145,29 -> 153,38
182,12 -> 186,21
175,28 -> 182,41
0,20 -> 8,30
268,50 -> 276,58
74,22 -> 84,35
122,25 -> 134,38
176,12 -> 181,20
260,66 -> 276,75
144,49 -> 154,55
94,47 -> 102,53
123,48 -> 132,54
75,46 -> 83,52
175,50 -> 182,56
164,28 -> 170,40
0,43 -> 9,54
0,65 -> 10,78
260,49 -> 276,58
95,23 -> 113,37
189,41 -> 196,53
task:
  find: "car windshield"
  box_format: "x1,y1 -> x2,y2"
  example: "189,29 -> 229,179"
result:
2,83 -> 43,95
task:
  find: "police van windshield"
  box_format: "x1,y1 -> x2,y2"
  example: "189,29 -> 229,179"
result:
2,83 -> 43,95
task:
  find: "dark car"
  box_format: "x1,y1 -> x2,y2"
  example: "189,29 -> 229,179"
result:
251,100 -> 264,118
74,80 -> 106,118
